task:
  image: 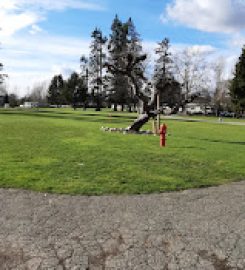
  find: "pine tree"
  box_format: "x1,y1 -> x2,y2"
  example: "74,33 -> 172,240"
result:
126,17 -> 145,111
79,56 -> 89,109
4,93 -> 9,104
89,28 -> 107,111
230,46 -> 245,115
65,71 -> 88,110
0,39 -> 7,84
0,63 -> 7,85
47,75 -> 64,106
154,38 -> 181,108
64,72 -> 81,105
0,63 -> 4,84
107,16 -> 145,111
107,15 -> 130,111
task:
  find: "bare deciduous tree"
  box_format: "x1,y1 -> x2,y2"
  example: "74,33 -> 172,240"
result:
213,57 -> 229,114
173,48 -> 211,101
27,82 -> 48,103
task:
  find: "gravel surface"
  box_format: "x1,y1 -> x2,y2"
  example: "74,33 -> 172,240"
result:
0,181 -> 244,270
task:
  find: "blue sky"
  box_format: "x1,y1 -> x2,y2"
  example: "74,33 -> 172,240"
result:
1,0 -> 245,96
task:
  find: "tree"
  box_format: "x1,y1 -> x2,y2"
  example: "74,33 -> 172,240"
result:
47,74 -> 64,106
106,16 -> 146,112
106,50 -> 200,132
8,93 -> 19,107
230,46 -> 245,115
213,57 -> 225,115
0,63 -> 4,84
0,63 -> 7,85
63,72 -> 78,105
173,47 -> 211,110
0,84 -> 7,107
0,39 -> 7,85
212,58 -> 232,114
4,93 -> 9,104
0,34 -> 7,87
64,71 -> 87,109
89,28 -> 107,111
0,56 -> 8,106
153,38 -> 181,109
79,56 -> 89,109
107,15 -> 132,111
106,50 -> 163,131
126,18 -> 145,111
25,82 -> 48,103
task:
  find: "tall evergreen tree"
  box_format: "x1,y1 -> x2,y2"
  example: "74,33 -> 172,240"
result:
89,28 -> 107,111
107,16 -> 145,111
107,15 -> 131,111
127,18 -> 142,52
0,38 -> 7,84
125,17 -> 145,111
47,74 -> 64,106
0,63 -> 7,85
0,63 -> 4,84
4,93 -> 9,104
64,72 -> 83,106
63,71 -> 88,110
153,38 -> 181,108
230,46 -> 245,115
79,56 -> 89,109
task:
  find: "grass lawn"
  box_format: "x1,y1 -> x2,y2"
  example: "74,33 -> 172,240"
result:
0,108 -> 244,195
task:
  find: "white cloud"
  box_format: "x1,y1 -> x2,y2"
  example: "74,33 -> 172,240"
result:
231,33 -> 245,48
0,10 -> 41,36
0,0 -> 105,37
27,0 -> 105,11
2,34 -> 90,96
163,0 -> 245,33
0,0 -> 104,96
0,0 -> 105,12
0,1 -> 16,10
170,44 -> 216,56
29,24 -> 43,35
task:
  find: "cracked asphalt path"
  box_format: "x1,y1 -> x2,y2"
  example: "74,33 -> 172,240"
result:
0,181 -> 244,270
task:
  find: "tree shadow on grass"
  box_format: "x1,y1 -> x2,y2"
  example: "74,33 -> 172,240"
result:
36,110 -> 137,119
203,138 -> 245,146
186,136 -> 245,146
0,111 -> 134,125
170,146 -> 206,150
170,118 -> 200,123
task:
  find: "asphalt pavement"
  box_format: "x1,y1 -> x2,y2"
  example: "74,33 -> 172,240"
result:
0,181 -> 244,269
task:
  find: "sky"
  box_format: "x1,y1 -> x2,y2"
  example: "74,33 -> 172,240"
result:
1,0 -> 245,96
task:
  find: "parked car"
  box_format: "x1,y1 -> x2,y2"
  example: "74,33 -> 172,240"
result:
204,106 -> 214,115
186,104 -> 203,115
220,111 -> 236,117
162,106 -> 172,115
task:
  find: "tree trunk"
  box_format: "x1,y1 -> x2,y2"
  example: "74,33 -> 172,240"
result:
127,110 -> 157,132
113,104 -> 118,111
128,105 -> 132,112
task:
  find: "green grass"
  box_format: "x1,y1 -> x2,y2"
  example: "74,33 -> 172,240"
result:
0,108 -> 244,195
180,114 -> 245,123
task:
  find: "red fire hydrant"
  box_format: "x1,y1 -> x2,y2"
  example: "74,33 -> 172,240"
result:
159,124 -> 167,147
